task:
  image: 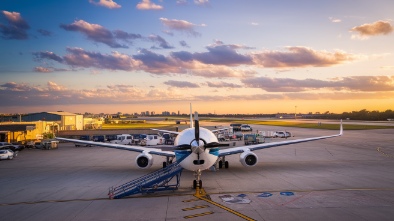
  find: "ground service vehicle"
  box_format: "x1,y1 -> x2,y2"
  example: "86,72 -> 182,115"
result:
110,134 -> 133,145
230,123 -> 242,131
140,134 -> 164,146
244,134 -> 264,145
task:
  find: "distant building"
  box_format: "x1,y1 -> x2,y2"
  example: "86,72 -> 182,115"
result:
21,111 -> 83,130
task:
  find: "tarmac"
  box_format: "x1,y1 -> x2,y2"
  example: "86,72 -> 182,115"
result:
1,122 -> 394,221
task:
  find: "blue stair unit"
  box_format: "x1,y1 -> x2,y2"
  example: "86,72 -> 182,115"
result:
108,162 -> 183,199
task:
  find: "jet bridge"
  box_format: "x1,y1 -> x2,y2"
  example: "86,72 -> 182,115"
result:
108,161 -> 183,199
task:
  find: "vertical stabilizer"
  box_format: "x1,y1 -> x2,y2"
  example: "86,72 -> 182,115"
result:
190,103 -> 193,128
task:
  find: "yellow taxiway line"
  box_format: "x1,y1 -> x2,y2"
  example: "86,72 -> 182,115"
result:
193,187 -> 256,221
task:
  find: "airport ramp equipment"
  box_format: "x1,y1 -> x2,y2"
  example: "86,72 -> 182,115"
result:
108,161 -> 183,199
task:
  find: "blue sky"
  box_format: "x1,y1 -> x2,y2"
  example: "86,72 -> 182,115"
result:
1,0 -> 393,114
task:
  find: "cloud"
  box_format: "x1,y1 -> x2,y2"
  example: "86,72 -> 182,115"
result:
0,82 -> 34,92
2,79 -> 394,108
329,17 -> 341,23
63,47 -> 142,70
34,66 -> 69,73
176,0 -> 187,5
171,43 -> 253,66
242,75 -> 394,92
0,10 -> 30,40
136,0 -> 163,10
33,51 -> 64,63
133,49 -> 185,74
252,46 -> 356,68
148,35 -> 174,49
160,18 -> 203,36
193,44 -> 253,65
194,0 -> 210,6
34,67 -> 52,73
351,20 -> 393,39
60,20 -> 128,48
0,81 -> 183,107
107,84 -> 138,93
206,81 -> 242,88
89,0 -> 121,9
164,80 -> 200,88
32,45 -> 359,78
179,40 -> 189,47
47,81 -> 67,91
37,29 -> 52,36
113,30 -> 142,43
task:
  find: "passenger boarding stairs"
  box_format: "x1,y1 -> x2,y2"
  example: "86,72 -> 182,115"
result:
108,162 -> 183,199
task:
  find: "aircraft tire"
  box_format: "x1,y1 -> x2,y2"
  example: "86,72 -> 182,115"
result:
225,161 -> 229,169
219,161 -> 223,168
193,180 -> 197,189
199,180 -> 202,188
163,162 -> 167,168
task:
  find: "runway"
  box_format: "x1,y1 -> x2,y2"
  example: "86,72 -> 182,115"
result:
1,124 -> 394,220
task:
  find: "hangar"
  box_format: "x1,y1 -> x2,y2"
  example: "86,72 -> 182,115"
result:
21,111 -> 83,130
0,111 -> 83,143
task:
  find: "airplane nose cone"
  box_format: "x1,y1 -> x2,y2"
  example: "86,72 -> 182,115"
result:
191,140 -> 204,154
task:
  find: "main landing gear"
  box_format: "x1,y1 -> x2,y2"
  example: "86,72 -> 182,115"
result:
193,169 -> 202,189
162,156 -> 174,168
218,156 -> 229,169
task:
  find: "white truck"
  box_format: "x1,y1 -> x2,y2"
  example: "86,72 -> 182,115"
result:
140,134 -> 164,146
110,134 -> 133,145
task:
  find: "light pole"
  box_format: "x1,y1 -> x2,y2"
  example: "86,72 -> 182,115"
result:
295,106 -> 297,119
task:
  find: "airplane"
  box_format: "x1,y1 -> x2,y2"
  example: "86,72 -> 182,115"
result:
56,108 -> 343,189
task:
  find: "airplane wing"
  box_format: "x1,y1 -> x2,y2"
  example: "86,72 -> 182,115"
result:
211,127 -> 230,133
219,121 -> 343,156
150,129 -> 180,135
151,128 -> 229,134
55,137 -> 175,157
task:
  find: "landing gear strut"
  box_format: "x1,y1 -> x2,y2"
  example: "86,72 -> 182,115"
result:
193,169 -> 202,189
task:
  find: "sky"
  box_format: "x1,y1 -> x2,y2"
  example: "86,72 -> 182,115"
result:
1,0 -> 394,115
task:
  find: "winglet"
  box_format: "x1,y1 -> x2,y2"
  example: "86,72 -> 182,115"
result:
339,119 -> 343,135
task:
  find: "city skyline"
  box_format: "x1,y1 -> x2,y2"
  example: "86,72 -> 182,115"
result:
1,0 -> 394,114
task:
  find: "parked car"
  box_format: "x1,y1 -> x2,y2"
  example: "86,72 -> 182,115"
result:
274,131 -> 292,138
92,135 -> 105,142
0,149 -> 17,160
240,124 -> 253,131
0,142 -> 24,151
75,135 -> 93,147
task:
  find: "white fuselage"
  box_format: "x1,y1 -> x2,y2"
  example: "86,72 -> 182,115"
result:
174,127 -> 219,171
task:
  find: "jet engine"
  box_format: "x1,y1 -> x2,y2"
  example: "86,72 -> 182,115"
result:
239,151 -> 258,167
135,152 -> 153,169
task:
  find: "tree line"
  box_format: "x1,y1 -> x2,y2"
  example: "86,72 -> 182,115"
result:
312,109 -> 394,121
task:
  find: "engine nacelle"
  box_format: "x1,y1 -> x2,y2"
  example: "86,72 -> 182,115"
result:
135,152 -> 153,169
239,151 -> 258,167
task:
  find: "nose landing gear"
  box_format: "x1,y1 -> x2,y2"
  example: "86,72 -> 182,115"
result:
193,169 -> 202,189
